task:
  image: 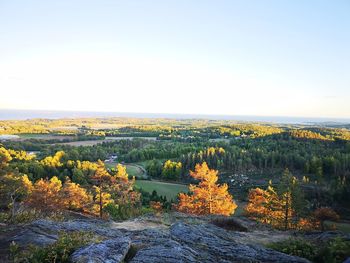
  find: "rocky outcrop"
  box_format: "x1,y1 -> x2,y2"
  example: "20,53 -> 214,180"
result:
5,216 -> 312,263
131,240 -> 198,263
167,222 -> 309,263
71,237 -> 131,263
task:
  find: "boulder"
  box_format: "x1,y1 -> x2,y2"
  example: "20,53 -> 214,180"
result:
71,237 -> 131,263
10,228 -> 58,247
130,240 -> 198,263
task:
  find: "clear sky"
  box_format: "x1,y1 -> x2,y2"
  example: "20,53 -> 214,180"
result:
0,1 -> 349,118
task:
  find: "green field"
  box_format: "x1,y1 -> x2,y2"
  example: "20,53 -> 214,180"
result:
135,180 -> 188,200
105,163 -> 147,179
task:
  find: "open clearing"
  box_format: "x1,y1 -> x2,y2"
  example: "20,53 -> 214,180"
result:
135,180 -> 188,200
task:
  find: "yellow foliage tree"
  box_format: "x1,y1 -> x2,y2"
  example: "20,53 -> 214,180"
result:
91,186 -> 114,217
177,162 -> 237,216
115,164 -> 128,180
40,151 -> 65,167
90,160 -> 115,218
0,147 -> 12,170
112,164 -> 140,206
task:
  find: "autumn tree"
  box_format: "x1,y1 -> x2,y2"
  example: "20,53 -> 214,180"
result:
0,147 -> 12,170
162,160 -> 182,180
245,186 -> 276,224
90,160 -> 115,218
40,151 -> 65,167
26,176 -> 63,212
245,183 -> 289,228
108,164 -> 141,217
115,164 -> 128,180
246,170 -> 307,230
61,179 -> 91,212
177,162 -> 237,216
92,186 -> 114,217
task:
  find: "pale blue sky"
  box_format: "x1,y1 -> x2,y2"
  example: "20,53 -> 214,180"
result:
0,1 -> 349,118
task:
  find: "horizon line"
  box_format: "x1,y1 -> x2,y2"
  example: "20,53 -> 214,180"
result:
0,108 -> 350,124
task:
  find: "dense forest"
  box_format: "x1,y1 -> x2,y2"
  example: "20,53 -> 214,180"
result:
1,118 -> 349,213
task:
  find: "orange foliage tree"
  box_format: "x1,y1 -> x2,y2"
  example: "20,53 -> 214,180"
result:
61,179 -> 91,212
245,186 -> 275,224
26,176 -> 64,212
177,162 -> 237,216
245,184 -> 295,229
246,169 -> 308,230
26,176 -> 92,214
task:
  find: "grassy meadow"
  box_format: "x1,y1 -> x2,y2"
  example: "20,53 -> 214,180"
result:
135,180 -> 188,200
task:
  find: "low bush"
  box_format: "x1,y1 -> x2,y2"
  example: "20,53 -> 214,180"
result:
268,238 -> 317,261
268,237 -> 350,263
10,231 -> 96,263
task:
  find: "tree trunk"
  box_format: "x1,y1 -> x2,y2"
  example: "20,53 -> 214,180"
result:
284,194 -> 289,230
208,185 -> 213,214
99,188 -> 103,218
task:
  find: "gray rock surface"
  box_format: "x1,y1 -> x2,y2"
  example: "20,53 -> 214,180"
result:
8,218 -> 124,247
131,240 -> 198,263
5,217 -> 314,262
70,237 -> 131,263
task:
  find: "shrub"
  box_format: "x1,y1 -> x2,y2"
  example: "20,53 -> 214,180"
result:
268,237 -> 350,263
315,237 -> 350,263
11,231 -> 96,263
268,238 -> 317,261
150,201 -> 163,214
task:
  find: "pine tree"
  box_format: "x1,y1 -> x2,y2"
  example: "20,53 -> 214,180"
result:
177,162 -> 237,216
90,160 -> 115,218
